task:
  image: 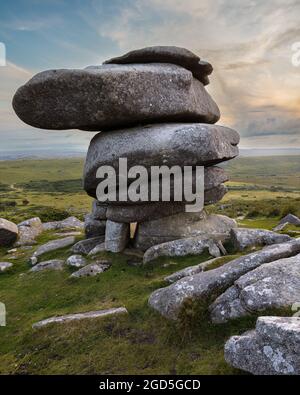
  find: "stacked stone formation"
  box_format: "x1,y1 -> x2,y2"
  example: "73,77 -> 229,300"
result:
12,46 -> 240,253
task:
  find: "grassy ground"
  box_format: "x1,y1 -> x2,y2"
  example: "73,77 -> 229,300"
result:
0,155 -> 299,375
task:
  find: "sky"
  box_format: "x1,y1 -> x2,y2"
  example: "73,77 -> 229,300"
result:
0,0 -> 300,157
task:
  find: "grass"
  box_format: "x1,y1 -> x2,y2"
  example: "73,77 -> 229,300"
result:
0,155 -> 299,375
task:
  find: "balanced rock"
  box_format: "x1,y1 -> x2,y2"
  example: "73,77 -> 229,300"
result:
71,236 -> 105,255
104,46 -> 212,85
16,217 -> 43,246
105,220 -> 130,253
13,64 -> 220,131
210,253 -> 300,323
134,212 -> 236,251
148,239 -> 300,320
84,124 -> 239,198
0,218 -> 18,247
225,316 -> 300,375
231,228 -> 291,251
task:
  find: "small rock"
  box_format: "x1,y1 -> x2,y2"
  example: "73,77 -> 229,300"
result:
0,262 -> 13,272
0,218 -> 18,247
32,307 -> 128,329
88,242 -> 106,256
70,261 -> 111,278
66,255 -> 87,268
105,220 -> 129,253
225,316 -> 300,375
30,259 -> 64,272
273,214 -> 300,231
16,217 -> 43,246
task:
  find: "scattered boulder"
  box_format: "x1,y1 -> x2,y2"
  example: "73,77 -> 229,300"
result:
105,220 -> 130,253
0,218 -> 18,247
148,239 -> 300,320
70,261 -> 111,278
32,307 -> 128,329
164,257 -> 223,283
30,259 -> 64,272
0,262 -> 13,272
230,228 -> 291,252
143,237 -> 221,264
30,236 -> 76,264
13,63 -> 220,131
84,214 -> 106,238
71,236 -> 105,255
135,212 -> 237,251
16,217 -> 43,246
225,316 -> 300,375
43,216 -> 83,231
210,253 -> 300,323
66,255 -> 87,268
104,45 -> 212,85
84,124 -> 239,198
88,242 -> 106,256
273,214 -> 300,231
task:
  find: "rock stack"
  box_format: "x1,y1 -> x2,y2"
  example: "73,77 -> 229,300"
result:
13,46 -> 240,255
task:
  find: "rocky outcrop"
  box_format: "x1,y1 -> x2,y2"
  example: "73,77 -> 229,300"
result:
225,316 -> 300,375
148,239 -> 300,320
210,253 -> 300,323
0,218 -> 18,247
32,307 -> 128,329
230,228 -> 291,251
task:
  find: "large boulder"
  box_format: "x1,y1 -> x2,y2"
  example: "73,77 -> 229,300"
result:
148,239 -> 300,320
16,217 -> 43,246
225,316 -> 300,375
104,46 -> 212,85
134,212 -> 236,251
0,218 -> 18,247
105,220 -> 130,253
210,253 -> 300,323
230,228 -> 291,251
143,237 -> 221,264
13,64 -> 220,131
84,123 -> 239,198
